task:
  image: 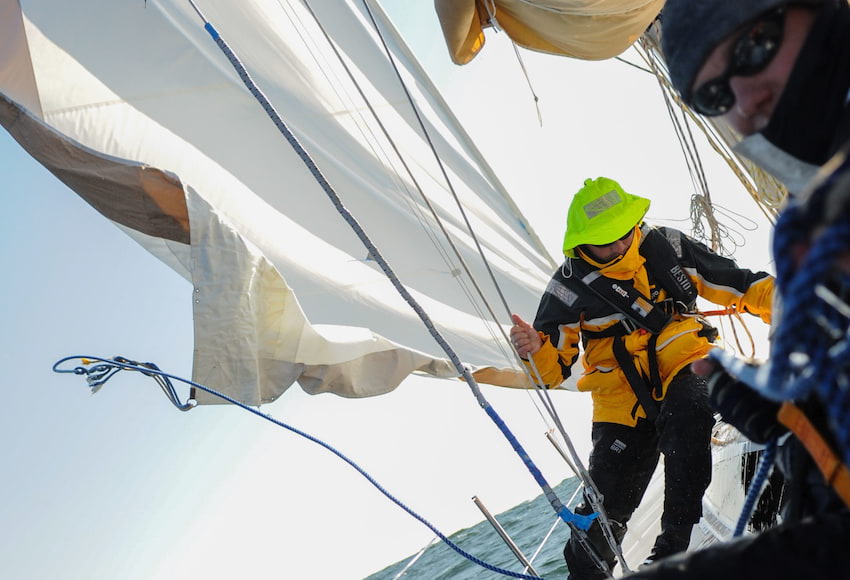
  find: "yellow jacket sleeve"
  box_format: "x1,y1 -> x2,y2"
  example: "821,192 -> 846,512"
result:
671,228 -> 774,323
524,328 -> 581,388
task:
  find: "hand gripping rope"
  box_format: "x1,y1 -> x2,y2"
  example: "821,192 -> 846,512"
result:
54,355 -> 545,580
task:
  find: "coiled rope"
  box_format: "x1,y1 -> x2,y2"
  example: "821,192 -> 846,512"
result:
53,355 -> 545,580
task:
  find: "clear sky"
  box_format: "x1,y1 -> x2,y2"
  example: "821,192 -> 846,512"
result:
0,2 -> 774,579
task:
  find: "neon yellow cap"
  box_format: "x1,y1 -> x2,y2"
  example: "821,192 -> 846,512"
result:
562,177 -> 650,257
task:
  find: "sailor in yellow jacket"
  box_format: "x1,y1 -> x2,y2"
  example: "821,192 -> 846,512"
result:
511,177 -> 773,578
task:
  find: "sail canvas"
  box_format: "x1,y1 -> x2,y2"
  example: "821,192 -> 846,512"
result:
0,0 -> 558,404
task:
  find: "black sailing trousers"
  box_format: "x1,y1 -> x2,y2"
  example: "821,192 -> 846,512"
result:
564,368 -> 715,580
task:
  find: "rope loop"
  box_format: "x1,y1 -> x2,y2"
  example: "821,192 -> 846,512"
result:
53,355 -> 546,579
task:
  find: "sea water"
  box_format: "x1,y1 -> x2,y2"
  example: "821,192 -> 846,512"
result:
365,477 -> 580,580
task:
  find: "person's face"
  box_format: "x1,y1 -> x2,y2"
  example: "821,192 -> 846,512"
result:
582,228 -> 635,263
691,7 -> 816,135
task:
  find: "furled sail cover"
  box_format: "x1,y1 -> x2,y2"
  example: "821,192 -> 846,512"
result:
435,0 -> 665,64
0,0 -> 559,405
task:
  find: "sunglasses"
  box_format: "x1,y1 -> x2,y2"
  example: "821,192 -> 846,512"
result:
690,7 -> 786,117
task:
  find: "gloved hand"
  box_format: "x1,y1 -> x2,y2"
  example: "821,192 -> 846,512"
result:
698,358 -> 788,443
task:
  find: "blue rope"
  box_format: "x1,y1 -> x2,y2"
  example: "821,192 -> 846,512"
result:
53,355 -> 547,580
483,405 -> 597,531
733,438 -> 777,538
187,7 -> 592,537
764,154 -> 850,471
769,220 -> 850,467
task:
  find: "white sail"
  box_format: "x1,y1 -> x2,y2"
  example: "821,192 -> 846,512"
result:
0,0 -> 563,405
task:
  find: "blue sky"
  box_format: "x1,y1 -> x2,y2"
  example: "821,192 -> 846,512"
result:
0,127 -> 244,577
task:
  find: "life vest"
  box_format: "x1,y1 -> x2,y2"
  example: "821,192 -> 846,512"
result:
569,225 -> 699,333
568,225 -> 710,420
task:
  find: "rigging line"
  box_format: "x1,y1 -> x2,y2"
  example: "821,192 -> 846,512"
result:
346,5 -> 633,561
277,0 -> 468,275
680,106 -> 711,198
504,328 -> 598,484
483,0 -> 501,30
185,0 -> 204,20
295,0 -> 517,367
278,0 -> 511,361
355,0 -> 597,482
503,351 -> 611,531
527,358 -> 630,574
730,308 -> 756,358
704,201 -> 760,232
363,2 -> 558,270
276,0 -> 469,293
527,517 -> 561,573
647,55 -> 700,189
638,42 -> 710,203
190,8 -> 596,537
665,80 -> 711,198
639,36 -> 782,224
53,356 -> 545,580
392,536 -> 439,580
669,95 -> 708,201
646,49 -> 724,252
298,0 -> 583,502
516,371 -> 608,511
526,362 -> 585,479
510,42 -> 543,127
615,55 -> 653,75
526,480 -> 585,575
359,0 -> 517,321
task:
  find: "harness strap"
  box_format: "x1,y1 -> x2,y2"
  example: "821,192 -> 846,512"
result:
569,260 -> 671,334
611,335 -> 660,421
646,333 -> 662,400
778,402 -> 850,510
569,226 -> 708,422
581,319 -> 639,339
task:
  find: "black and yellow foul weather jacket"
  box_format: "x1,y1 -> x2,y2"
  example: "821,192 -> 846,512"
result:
527,224 -> 773,427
